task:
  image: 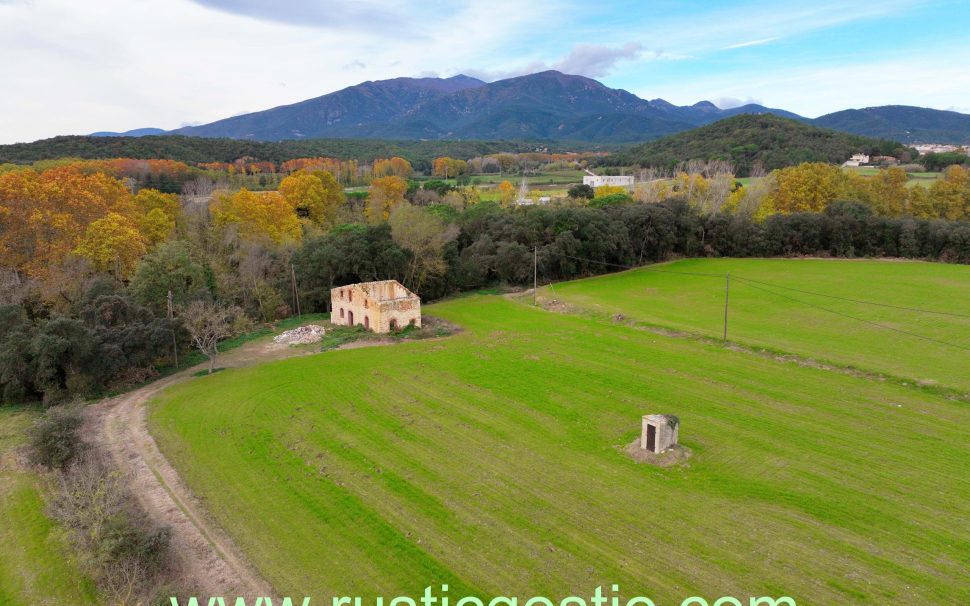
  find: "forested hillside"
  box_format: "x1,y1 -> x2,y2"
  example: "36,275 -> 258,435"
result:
0,135 -> 605,168
814,105 -> 970,144
613,115 -> 912,175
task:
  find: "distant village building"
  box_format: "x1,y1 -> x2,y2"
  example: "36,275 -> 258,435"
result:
842,153 -> 871,167
640,414 -> 680,453
582,174 -> 635,188
517,196 -> 552,206
515,177 -> 553,205
914,143 -> 963,155
330,280 -> 420,333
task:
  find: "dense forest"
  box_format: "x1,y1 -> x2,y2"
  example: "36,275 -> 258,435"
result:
2,154 -> 970,406
612,115 -> 915,176
814,105 -> 970,144
0,135 -> 613,171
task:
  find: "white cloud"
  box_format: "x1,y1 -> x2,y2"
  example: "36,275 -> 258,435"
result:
724,37 -> 778,50
634,0 -> 924,56
464,42 -> 661,82
0,0 -> 960,143
0,0 -> 548,143
553,42 -> 645,77
189,0 -> 409,32
713,97 -> 765,109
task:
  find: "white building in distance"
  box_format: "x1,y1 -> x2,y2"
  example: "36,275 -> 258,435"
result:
842,153 -> 871,167
583,174 -> 634,188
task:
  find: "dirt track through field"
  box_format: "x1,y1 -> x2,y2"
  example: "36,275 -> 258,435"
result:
87,340 -> 317,599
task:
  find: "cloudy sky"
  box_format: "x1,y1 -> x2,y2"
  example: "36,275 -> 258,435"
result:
1,0 -> 968,144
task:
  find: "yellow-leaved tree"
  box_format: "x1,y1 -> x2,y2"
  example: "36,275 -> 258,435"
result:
845,167 -> 908,217
135,188 -> 181,244
497,180 -> 516,207
365,176 -> 407,222
278,170 -> 345,227
210,189 -> 301,245
765,163 -> 849,213
927,165 -> 970,221
139,207 -> 176,245
594,184 -> 627,198
73,212 -> 148,276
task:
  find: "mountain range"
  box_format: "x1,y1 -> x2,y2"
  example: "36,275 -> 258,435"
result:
92,71 -> 970,144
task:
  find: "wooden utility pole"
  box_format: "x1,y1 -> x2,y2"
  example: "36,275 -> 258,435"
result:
723,273 -> 730,342
533,246 -> 538,306
167,289 -> 178,367
290,264 -> 301,317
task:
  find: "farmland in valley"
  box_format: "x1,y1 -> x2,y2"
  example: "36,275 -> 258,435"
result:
546,258 -> 970,392
150,259 -> 970,605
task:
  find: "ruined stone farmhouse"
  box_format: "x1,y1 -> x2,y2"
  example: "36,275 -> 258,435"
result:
330,280 -> 421,333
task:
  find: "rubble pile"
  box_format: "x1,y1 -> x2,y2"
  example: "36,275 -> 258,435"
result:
273,324 -> 326,345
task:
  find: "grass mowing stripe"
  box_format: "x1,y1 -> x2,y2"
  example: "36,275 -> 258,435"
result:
151,264 -> 970,604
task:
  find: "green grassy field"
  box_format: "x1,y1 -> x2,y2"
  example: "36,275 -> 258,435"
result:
151,260 -> 970,605
414,169 -> 586,188
546,258 -> 970,393
479,187 -> 571,203
0,407 -> 98,605
842,166 -> 941,187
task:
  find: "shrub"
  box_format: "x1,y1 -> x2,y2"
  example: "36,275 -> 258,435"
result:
28,403 -> 86,469
589,192 -> 633,208
568,184 -> 594,199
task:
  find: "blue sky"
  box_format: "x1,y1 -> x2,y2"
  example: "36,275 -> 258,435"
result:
0,0 -> 968,143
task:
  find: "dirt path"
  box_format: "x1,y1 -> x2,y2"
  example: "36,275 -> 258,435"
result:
86,339 -> 319,599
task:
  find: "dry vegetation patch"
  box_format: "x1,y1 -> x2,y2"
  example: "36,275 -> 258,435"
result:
622,440 -> 693,467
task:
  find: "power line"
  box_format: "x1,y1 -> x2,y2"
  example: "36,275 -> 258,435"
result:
733,277 -> 970,353
734,275 -> 970,319
558,254 -> 724,278
542,252 -> 970,352
555,252 -> 970,320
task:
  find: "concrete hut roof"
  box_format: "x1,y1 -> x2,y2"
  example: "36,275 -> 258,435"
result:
643,414 -> 679,425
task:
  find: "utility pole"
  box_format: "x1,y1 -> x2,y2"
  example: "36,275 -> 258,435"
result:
290,264 -> 301,317
167,289 -> 178,368
723,273 -> 730,342
533,245 -> 538,306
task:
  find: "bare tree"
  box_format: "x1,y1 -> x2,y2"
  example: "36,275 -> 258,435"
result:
389,203 -> 459,293
749,161 -> 767,180
634,167 -> 671,204
702,173 -> 736,215
180,300 -> 244,374
737,171 -> 777,217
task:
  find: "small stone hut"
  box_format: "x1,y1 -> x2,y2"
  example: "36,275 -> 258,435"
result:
330,280 -> 421,334
640,414 -> 679,453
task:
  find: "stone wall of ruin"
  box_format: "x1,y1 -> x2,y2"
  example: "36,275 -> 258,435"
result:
330,282 -> 421,334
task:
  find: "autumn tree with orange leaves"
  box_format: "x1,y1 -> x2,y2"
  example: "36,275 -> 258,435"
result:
0,167 -> 136,279
373,157 -> 413,179
432,157 -> 468,179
